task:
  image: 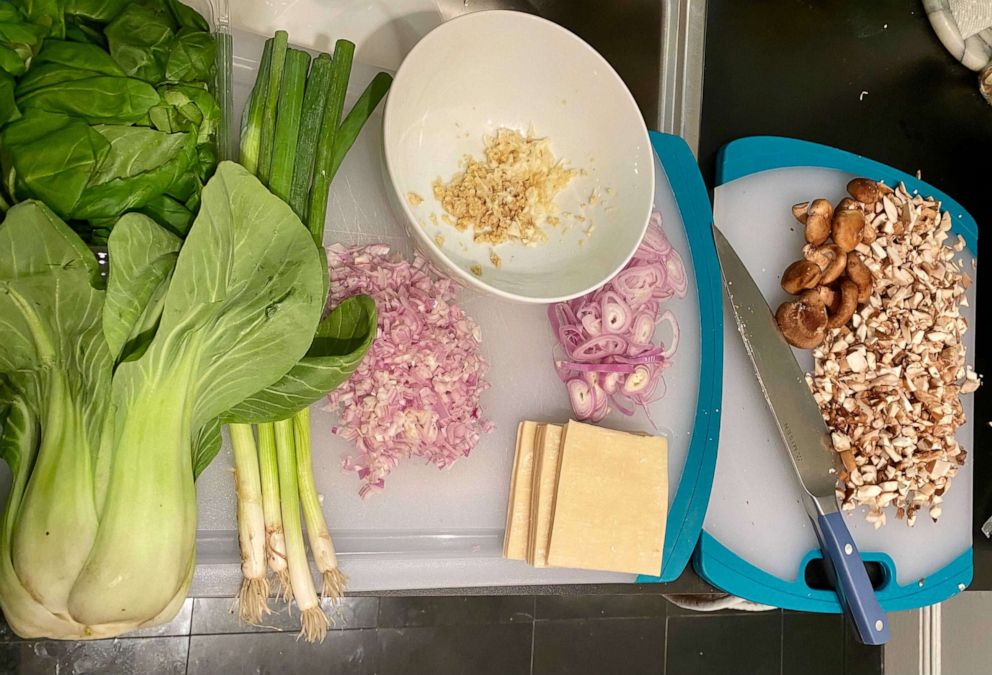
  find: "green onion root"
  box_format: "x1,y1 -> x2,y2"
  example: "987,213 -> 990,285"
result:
230,423 -> 270,624
274,418 -> 328,642
293,407 -> 346,600
257,422 -> 290,600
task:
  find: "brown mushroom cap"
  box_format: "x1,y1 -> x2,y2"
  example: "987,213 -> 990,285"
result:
809,199 -> 833,218
776,290 -> 828,349
792,199 -> 831,230
803,199 -> 833,244
815,285 -> 837,308
804,243 -> 848,284
832,208 -> 865,252
846,252 -> 873,303
805,214 -> 830,245
836,197 -> 859,212
781,259 -> 822,294
826,279 -> 858,329
847,178 -> 881,204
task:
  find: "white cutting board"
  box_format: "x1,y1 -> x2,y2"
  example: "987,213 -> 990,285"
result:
704,163 -> 977,597
190,30 -> 705,592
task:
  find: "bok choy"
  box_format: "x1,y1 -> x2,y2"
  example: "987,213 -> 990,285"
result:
0,162 -> 329,639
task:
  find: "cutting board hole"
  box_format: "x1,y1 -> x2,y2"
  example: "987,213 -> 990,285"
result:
804,557 -> 887,591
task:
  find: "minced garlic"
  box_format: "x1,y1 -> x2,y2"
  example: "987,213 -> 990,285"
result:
432,128 -> 575,246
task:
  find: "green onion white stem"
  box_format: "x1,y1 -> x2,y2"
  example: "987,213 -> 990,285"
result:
229,423 -> 269,624
293,408 -> 345,599
274,419 -> 327,642
257,423 -> 290,598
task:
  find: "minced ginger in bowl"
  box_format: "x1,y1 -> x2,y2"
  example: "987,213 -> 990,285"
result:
383,10 -> 654,304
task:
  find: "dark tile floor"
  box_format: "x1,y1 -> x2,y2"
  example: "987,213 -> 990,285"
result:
0,594 -> 884,674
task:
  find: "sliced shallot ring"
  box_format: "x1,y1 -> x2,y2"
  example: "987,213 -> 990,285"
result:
558,362 -> 636,373
566,378 -> 594,419
570,334 -> 627,361
657,310 -> 680,358
600,290 -> 633,334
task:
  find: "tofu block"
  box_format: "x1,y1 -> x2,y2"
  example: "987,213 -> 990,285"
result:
527,423 -> 563,567
503,421 -> 538,560
547,421 -> 668,576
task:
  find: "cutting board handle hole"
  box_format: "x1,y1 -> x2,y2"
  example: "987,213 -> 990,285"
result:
804,557 -> 887,592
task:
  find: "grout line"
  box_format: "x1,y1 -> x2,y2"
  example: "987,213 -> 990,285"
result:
185,599 -> 194,675
663,615 -> 669,675
529,596 -> 536,675
184,633 -> 192,675
661,597 -> 668,675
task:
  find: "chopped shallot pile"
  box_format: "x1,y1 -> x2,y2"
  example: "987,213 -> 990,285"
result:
324,244 -> 494,497
549,211 -> 688,422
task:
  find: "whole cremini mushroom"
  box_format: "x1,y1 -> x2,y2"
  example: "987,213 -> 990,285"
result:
805,199 -> 833,245
781,259 -> 822,294
804,243 -> 847,284
845,251 -> 873,303
826,279 -> 858,329
776,289 -> 828,349
792,199 -> 833,244
847,178 -> 881,204
832,207 -> 865,252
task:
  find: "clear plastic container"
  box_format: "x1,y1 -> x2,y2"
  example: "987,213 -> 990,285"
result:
184,0 -> 235,161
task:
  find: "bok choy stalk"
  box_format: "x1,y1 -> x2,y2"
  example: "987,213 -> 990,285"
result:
0,162 -> 329,639
226,31 -> 388,639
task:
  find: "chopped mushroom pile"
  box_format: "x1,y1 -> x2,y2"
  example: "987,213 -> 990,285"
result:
779,178 -> 979,527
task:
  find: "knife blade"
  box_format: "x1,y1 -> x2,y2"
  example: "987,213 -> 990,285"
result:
712,224 -> 889,646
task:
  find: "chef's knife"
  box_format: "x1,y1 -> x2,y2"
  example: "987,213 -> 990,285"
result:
712,224 -> 889,646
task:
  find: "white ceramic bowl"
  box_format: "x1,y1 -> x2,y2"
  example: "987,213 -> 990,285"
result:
382,10 -> 654,303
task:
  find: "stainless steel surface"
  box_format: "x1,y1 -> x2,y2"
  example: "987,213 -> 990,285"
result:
712,225 -> 839,511
660,0 -> 706,153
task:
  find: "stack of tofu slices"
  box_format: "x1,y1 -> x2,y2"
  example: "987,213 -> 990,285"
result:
503,420 -> 669,576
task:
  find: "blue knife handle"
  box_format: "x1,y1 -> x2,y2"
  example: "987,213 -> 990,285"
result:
814,511 -> 890,645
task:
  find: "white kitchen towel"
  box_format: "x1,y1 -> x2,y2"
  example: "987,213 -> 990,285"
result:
926,0 -> 992,70
949,0 -> 992,39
